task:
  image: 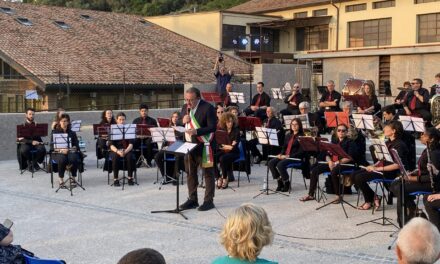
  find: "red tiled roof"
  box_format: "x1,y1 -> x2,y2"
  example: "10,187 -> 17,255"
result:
0,1 -> 249,86
228,0 -> 352,14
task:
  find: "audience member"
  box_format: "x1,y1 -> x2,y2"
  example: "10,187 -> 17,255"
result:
118,248 -> 166,264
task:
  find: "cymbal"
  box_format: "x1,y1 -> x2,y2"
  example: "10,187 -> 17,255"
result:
397,87 -> 410,91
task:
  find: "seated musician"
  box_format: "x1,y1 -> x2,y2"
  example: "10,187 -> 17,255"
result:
353,121 -> 409,211
280,83 -> 304,116
429,73 -> 440,98
395,81 -> 411,113
110,112 -> 135,186
268,118 -> 307,192
403,78 -> 431,123
262,107 -> 284,161
154,111 -> 184,184
244,82 -> 271,121
132,103 -> 158,167
216,105 -> 225,122
51,114 -> 81,187
298,101 -> 321,136
228,106 -> 240,117
96,109 -> 116,160
17,108 -> 47,171
223,83 -> 238,109
342,101 -> 368,167
318,80 -> 341,115
391,127 -> 440,227
51,108 -> 65,130
300,124 -> 357,202
357,81 -> 381,115
216,113 -> 240,189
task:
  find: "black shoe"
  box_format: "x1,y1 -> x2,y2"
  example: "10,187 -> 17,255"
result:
198,201 -> 215,211
254,156 -> 262,164
281,181 -> 290,192
128,178 -> 134,186
32,163 -> 41,171
387,193 -> 394,205
276,179 -> 284,192
113,179 -> 120,187
179,199 -> 199,211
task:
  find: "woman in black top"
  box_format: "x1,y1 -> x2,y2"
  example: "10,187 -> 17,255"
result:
354,121 -> 409,211
96,109 -> 116,160
300,123 -> 357,202
217,112 -> 240,189
51,114 -> 81,186
51,108 -> 65,130
268,118 -> 306,192
109,112 -> 135,186
357,81 -> 381,115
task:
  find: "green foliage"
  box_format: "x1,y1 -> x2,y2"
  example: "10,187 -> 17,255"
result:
25,0 -> 249,16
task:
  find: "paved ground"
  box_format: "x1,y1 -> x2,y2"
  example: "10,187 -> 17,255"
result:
0,152 -> 411,264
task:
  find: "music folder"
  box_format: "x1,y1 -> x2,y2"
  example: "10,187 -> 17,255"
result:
319,141 -> 352,160
165,140 -> 197,155
215,130 -> 231,145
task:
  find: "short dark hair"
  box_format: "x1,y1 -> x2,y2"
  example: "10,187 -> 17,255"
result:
382,105 -> 396,115
413,78 -> 423,86
185,87 -> 201,98
116,112 -> 126,119
25,107 -> 35,113
117,248 -> 166,264
139,103 -> 148,110
435,73 -> 440,78
257,82 -> 264,87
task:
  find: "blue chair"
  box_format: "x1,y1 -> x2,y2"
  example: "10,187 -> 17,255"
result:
23,254 -> 65,264
234,141 -> 249,187
409,191 -> 432,214
286,160 -> 306,194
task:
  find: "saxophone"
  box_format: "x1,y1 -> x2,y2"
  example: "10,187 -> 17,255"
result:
430,94 -> 440,127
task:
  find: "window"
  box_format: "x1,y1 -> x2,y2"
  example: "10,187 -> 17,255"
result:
15,17 -> 33,26
313,9 -> 328,16
373,0 -> 395,8
418,13 -> 440,43
80,14 -> 92,20
222,24 -> 246,50
0,7 -> 14,14
349,18 -> 391,47
294,12 -> 308,18
345,3 -> 367,12
250,27 -> 280,52
54,21 -> 71,29
415,0 -> 440,3
296,25 -> 329,51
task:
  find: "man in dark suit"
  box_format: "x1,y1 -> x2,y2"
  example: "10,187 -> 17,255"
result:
403,78 -> 431,123
280,83 -> 304,116
244,82 -> 271,121
179,87 -> 217,211
132,103 -> 158,167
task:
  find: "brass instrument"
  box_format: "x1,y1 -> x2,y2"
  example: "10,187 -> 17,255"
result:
430,94 -> 440,127
341,78 -> 366,96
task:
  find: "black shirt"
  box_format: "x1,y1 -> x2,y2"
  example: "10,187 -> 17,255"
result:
281,132 -> 305,158
404,88 -> 430,111
251,92 -> 271,107
132,116 -> 158,127
319,90 -> 341,111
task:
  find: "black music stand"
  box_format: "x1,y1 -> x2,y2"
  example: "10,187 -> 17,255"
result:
52,133 -> 85,196
17,123 -> 48,177
151,127 -> 176,189
253,127 -> 287,198
271,88 -> 283,100
316,141 -> 356,218
110,124 -> 137,190
136,124 -> 153,168
151,140 -> 197,220
229,92 -> 245,104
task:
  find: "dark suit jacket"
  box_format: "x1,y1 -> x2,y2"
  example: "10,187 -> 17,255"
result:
132,116 -> 158,127
251,92 -> 271,107
404,88 -> 430,111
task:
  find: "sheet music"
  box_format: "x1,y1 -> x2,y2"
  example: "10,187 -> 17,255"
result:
271,88 -> 282,99
255,127 -> 278,146
175,142 -> 198,154
283,115 -> 295,129
352,114 -> 374,130
110,124 -> 136,140
173,126 -> 186,133
283,82 -> 292,93
71,120 -> 82,132
229,92 -> 245,103
371,139 -> 393,162
292,114 -> 310,129
53,133 -> 69,149
399,116 -> 425,132
150,127 -> 176,143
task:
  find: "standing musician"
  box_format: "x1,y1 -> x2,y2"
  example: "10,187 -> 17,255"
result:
96,109 -> 116,161
353,121 -> 409,211
216,112 -> 240,189
268,118 -> 307,192
244,82 -> 271,121
300,123 -> 357,202
357,81 -> 381,115
179,87 -> 217,212
223,83 -> 238,109
318,80 -> 341,115
132,103 -> 158,167
51,114 -> 81,187
391,128 -> 440,227
280,83 -> 304,116
403,78 -> 431,123
429,73 -> 440,98
109,112 -> 135,187
17,108 -> 47,171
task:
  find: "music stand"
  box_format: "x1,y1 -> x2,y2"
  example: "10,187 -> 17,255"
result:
16,123 -> 48,177
399,116 -> 425,133
271,88 -> 283,100
150,127 -> 176,188
253,127 -> 287,198
151,140 -> 197,220
229,92 -> 245,104
110,124 -> 137,190
285,114 -> 310,129
315,141 -> 356,218
357,139 -> 398,228
157,118 -> 170,128
71,120 -> 81,132
324,112 -> 350,128
135,124 -> 153,168
352,114 -> 375,130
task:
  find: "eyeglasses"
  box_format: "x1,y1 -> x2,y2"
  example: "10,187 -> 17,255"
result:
337,129 -> 347,132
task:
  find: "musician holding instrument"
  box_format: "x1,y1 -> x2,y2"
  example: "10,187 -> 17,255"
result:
96,109 -> 116,160
429,73 -> 440,98
109,112 -> 135,187
17,108 -> 47,172
353,121 -> 409,211
51,114 -> 81,187
357,81 -> 381,115
299,102 -> 322,135
403,78 -> 431,123
132,103 -> 158,167
280,83 -> 304,116
318,80 -> 341,113
391,128 -> 440,227
244,82 -> 271,121
394,81 -> 411,114
268,118 -> 307,192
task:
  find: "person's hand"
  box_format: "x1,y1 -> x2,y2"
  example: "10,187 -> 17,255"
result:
186,128 -> 197,136
404,107 -> 411,116
250,105 -> 258,111
183,115 -> 191,124
279,155 -> 286,160
117,150 -> 124,157
366,165 -> 375,172
427,194 -> 440,202
17,137 -> 24,141
414,90 -> 419,97
328,161 -> 335,170
32,140 -> 40,146
60,149 -> 68,155
222,145 -> 233,151
290,101 -> 297,106
277,154 -> 282,159
0,230 -> 13,246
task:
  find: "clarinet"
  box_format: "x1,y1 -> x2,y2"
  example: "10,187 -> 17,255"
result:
426,145 -> 436,193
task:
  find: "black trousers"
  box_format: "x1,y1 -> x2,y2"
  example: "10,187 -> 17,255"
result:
391,180 -> 431,227
20,144 -> 46,166
154,150 -> 183,179
96,138 -> 108,160
243,107 -> 267,120
52,152 -> 80,178
247,139 -> 261,158
352,169 -> 397,203
184,152 -> 215,203
268,158 -> 294,182
309,163 -> 352,197
423,196 -> 440,232
219,152 -> 240,180
280,107 -> 299,116
110,151 -> 135,178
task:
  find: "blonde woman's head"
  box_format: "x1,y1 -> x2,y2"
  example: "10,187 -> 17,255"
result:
220,203 -> 273,261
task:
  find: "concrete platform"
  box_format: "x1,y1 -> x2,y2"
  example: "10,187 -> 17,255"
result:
1,155 -> 412,264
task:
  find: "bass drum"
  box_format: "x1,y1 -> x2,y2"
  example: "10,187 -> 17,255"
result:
430,94 -> 440,127
341,78 -> 366,96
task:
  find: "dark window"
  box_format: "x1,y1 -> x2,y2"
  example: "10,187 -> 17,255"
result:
222,24 -> 246,50
418,13 -> 440,43
415,0 -> 440,3
373,0 -> 395,8
346,3 -> 367,12
294,12 -> 308,18
16,17 -> 33,26
349,18 -> 392,47
296,25 -> 329,51
80,14 -> 92,20
54,21 -> 71,29
313,9 -> 328,16
250,27 -> 280,52
0,7 -> 14,14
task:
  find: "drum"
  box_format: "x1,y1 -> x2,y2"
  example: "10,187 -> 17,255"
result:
341,78 -> 366,96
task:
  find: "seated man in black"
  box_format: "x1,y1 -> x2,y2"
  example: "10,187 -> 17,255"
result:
132,103 -> 158,167
243,82 -> 271,121
403,78 -> 431,124
110,112 -> 135,186
17,108 -> 47,171
280,83 -> 304,116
